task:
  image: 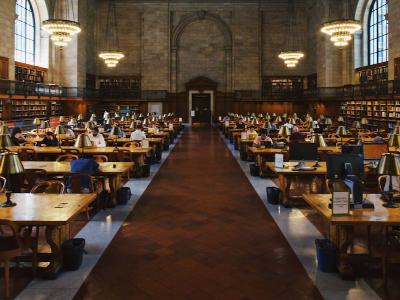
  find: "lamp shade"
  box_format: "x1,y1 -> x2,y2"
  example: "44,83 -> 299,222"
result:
105,118 -> 113,126
126,112 -> 130,117
120,116 -> 127,122
264,122 -> 273,129
109,126 -> 123,137
0,134 -> 12,149
278,126 -> 291,137
0,125 -> 10,135
77,114 -> 83,121
89,115 -> 97,122
337,116 -> 345,123
310,134 -> 327,147
325,118 -> 333,125
272,113 -> 276,117
352,121 -> 361,129
336,126 -> 347,136
54,125 -> 66,135
129,121 -> 136,129
115,113 -> 120,118
275,116 -> 282,123
361,117 -> 368,125
85,121 -> 96,130
378,153 -> 400,176
40,120 -> 50,129
74,134 -> 93,148
282,113 -> 287,118
32,118 -> 41,126
0,152 -> 24,175
388,134 -> 400,148
309,121 -> 319,129
59,116 -> 65,123
288,118 -> 296,125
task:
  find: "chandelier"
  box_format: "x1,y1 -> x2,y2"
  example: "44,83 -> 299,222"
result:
279,0 -> 304,68
321,1 -> 361,47
99,0 -> 124,68
42,0 -> 81,47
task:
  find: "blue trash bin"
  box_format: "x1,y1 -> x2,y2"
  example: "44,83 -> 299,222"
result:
315,239 -> 337,272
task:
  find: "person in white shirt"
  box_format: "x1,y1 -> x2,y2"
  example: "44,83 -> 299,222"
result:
130,126 -> 146,141
103,110 -> 110,121
64,125 -> 75,138
88,127 -> 106,147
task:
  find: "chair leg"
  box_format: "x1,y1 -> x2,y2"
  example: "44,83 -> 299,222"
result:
86,207 -> 90,220
4,260 -> 10,298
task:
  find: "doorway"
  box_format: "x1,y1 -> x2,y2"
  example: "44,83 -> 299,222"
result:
188,90 -> 214,126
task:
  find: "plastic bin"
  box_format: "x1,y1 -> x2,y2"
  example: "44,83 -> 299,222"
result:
315,239 -> 337,272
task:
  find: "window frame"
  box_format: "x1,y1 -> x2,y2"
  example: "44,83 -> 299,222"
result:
15,0 -> 36,65
367,0 -> 388,66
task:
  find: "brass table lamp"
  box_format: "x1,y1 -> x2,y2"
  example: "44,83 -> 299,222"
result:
275,116 -> 282,123
352,121 -> 361,129
74,133 -> 92,154
110,126 -> 123,149
54,125 -> 66,148
378,153 -> 400,208
0,152 -> 24,206
337,116 -> 345,123
336,126 -> 347,145
0,125 -> 10,135
310,134 -> 327,148
278,126 -> 291,138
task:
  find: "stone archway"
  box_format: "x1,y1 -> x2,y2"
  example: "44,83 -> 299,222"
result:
170,10 -> 233,93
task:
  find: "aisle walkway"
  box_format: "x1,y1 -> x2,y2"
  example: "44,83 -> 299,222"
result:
74,128 -> 322,300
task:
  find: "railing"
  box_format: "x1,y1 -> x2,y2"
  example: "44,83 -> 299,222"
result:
1,79 -> 399,101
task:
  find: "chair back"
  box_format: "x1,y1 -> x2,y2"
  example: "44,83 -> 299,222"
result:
23,169 -> 47,192
62,149 -> 80,155
17,148 -> 35,161
123,141 -> 140,148
31,180 -> 65,194
0,176 -> 6,193
0,219 -> 23,255
56,154 -> 79,162
113,149 -> 131,162
93,155 -> 108,162
64,173 -> 94,193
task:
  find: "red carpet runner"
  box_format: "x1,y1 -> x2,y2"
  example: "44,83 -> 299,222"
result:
74,128 -> 322,300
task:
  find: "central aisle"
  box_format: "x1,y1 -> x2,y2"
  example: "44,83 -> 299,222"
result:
75,128 -> 322,300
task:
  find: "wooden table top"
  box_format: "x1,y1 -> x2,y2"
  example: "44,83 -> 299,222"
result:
7,146 -> 152,155
22,161 -> 134,175
266,161 -> 327,175
248,147 -> 287,154
303,194 -> 400,225
0,193 -> 96,226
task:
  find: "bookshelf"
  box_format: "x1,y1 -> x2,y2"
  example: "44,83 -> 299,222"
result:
356,62 -> 388,84
262,76 -> 303,96
15,62 -> 47,83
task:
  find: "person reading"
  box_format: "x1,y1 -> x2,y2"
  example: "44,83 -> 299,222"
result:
39,131 -> 58,147
130,125 -> 147,141
88,127 -> 106,147
253,129 -> 273,148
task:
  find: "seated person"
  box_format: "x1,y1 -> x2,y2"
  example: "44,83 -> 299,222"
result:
246,126 -> 258,140
372,134 -> 385,144
88,127 -> 106,147
130,125 -> 147,141
69,155 -> 99,193
282,121 -> 293,130
253,129 -> 273,147
235,119 -> 246,130
10,127 -> 26,146
39,131 -> 58,147
64,125 -> 75,138
290,126 -> 305,142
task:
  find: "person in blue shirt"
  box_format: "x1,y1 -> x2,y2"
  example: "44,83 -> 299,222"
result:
69,155 -> 99,193
39,131 -> 59,147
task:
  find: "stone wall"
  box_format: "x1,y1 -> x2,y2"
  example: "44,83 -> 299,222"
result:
0,0 -> 16,80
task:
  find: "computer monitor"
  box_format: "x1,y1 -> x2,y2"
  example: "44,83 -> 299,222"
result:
363,143 -> 388,160
326,153 -> 364,180
342,144 -> 363,155
289,142 -> 318,161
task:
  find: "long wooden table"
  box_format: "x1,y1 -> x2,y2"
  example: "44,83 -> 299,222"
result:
22,161 -> 134,204
0,193 -> 95,277
303,193 -> 400,279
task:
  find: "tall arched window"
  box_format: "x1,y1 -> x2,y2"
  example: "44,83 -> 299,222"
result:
15,0 -> 35,65
368,0 -> 388,65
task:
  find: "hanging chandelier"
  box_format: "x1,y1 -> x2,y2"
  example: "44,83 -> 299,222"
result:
99,0 -> 124,68
278,0 -> 304,68
321,0 -> 361,47
42,0 -> 81,47
321,20 -> 361,47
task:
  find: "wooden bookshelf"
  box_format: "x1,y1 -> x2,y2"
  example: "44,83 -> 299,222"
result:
356,62 -> 388,84
262,76 -> 303,96
15,62 -> 47,83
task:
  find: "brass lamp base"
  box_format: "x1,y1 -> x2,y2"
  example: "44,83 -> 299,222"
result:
1,201 -> 16,208
383,192 -> 399,208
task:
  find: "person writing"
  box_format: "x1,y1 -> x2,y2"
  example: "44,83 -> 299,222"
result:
39,131 -> 58,147
253,129 -> 273,147
130,125 -> 147,141
88,127 -> 106,147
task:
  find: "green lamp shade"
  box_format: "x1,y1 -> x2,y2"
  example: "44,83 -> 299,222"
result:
388,134 -> 400,148
336,126 -> 347,136
74,134 -> 93,148
310,134 -> 327,148
0,152 -> 24,175
378,153 -> 400,176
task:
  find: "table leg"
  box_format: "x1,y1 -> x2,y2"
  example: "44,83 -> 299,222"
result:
44,224 -> 68,279
277,174 -> 290,207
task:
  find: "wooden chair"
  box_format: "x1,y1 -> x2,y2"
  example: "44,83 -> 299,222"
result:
0,176 -> 6,193
123,141 -> 140,148
17,148 -> 35,161
62,149 -> 80,155
113,149 -> 132,162
64,173 -> 96,219
56,154 -> 79,162
93,155 -> 108,163
22,169 -> 47,192
0,220 -> 23,298
20,142 -> 35,147
31,180 -> 65,194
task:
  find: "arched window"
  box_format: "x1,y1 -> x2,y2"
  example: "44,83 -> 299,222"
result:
15,0 -> 35,65
368,0 -> 388,65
